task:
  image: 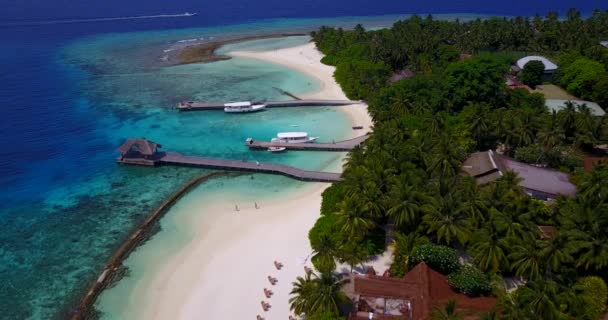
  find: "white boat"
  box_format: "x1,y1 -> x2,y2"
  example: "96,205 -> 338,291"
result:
184,12 -> 198,16
224,101 -> 266,113
274,132 -> 318,144
267,147 -> 287,152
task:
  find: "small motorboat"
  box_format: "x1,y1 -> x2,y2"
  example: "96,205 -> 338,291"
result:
267,147 -> 287,153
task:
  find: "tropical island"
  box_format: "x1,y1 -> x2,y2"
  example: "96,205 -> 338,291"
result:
286,8 -> 608,320
79,8 -> 608,320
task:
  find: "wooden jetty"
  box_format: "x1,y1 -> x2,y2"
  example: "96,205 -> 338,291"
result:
177,99 -> 360,111
246,134 -> 368,151
116,139 -> 343,182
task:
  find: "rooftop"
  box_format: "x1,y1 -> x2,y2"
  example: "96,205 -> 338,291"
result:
516,56 -> 558,71
600,41 -> 608,48
545,99 -> 605,116
463,151 -> 577,199
351,262 -> 496,320
117,138 -> 160,156
389,68 -> 415,83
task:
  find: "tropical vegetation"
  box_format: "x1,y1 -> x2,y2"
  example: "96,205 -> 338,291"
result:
289,8 -> 608,319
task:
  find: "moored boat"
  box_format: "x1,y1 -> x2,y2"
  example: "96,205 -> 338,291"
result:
224,101 -> 266,113
274,132 -> 318,143
267,146 -> 287,152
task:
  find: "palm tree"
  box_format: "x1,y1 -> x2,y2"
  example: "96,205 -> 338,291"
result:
537,110 -> 564,153
335,196 -> 375,240
422,192 -> 471,245
386,179 -> 433,229
311,234 -> 338,274
289,271 -> 315,315
508,235 -> 543,280
427,134 -> 466,179
516,280 -> 564,320
464,103 -> 493,147
559,196 -> 608,271
430,300 -> 460,320
469,217 -> 509,273
309,272 -> 350,315
558,101 -> 578,141
538,233 -> 574,273
576,162 -> 608,203
288,271 -> 350,317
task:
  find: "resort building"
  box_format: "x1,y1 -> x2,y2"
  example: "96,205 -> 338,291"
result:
349,262 -> 496,319
515,56 -> 558,75
600,41 -> 608,48
545,99 -> 606,116
463,150 -> 577,200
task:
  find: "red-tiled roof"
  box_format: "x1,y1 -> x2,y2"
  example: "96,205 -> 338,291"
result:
353,262 -> 496,320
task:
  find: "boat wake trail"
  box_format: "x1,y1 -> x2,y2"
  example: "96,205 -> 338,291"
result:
0,12 -> 197,27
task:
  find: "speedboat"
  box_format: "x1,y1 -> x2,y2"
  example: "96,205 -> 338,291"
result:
267,147 -> 287,152
183,12 -> 198,16
274,132 -> 318,143
224,101 -> 266,113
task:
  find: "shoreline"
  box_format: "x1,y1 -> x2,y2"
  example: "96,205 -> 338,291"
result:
170,32 -> 307,65
95,40 -> 373,320
228,42 -> 373,136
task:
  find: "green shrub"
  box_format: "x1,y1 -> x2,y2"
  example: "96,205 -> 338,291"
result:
409,244 -> 460,274
520,60 -> 545,87
320,183 -> 345,216
448,265 -> 491,296
309,214 -> 339,249
574,276 -> 608,319
320,55 -> 337,66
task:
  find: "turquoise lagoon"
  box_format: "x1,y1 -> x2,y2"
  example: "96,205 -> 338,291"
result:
0,14 -> 494,319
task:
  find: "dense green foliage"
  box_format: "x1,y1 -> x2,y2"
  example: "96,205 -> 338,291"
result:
448,265 -> 492,296
299,9 -> 608,319
409,244 -> 460,274
320,183 -> 344,216
558,57 -> 606,99
520,60 -> 545,87
572,276 -> 608,319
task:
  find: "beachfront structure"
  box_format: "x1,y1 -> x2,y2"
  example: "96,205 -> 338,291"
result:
545,99 -> 605,116
350,262 -> 495,319
117,138 -> 162,166
463,150 -> 577,200
600,41 -> 608,48
516,56 -> 558,74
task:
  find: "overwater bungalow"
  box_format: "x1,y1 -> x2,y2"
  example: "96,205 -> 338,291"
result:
117,138 -> 162,166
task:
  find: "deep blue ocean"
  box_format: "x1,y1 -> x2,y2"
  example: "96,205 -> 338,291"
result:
0,1 -> 606,319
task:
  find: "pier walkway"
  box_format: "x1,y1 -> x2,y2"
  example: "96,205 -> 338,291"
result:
116,139 -> 342,182
246,134 -> 368,151
177,99 -> 359,111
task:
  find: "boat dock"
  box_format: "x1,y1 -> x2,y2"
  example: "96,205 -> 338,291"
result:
177,99 -> 360,111
116,139 -> 342,182
246,134 -> 368,151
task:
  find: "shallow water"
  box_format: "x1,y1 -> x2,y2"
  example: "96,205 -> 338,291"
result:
0,13 -> 517,319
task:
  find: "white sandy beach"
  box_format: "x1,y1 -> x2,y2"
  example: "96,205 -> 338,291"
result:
230,42 -> 373,136
99,41 -> 375,320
